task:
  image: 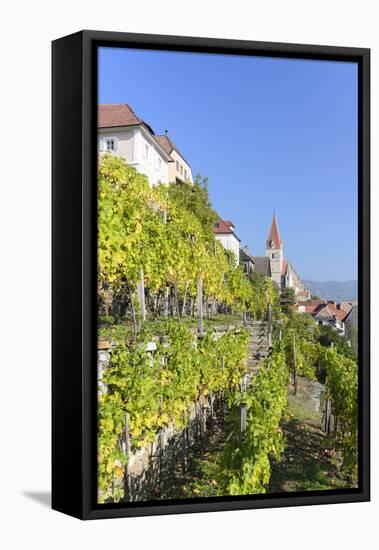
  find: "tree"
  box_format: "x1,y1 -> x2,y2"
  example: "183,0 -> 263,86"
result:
346,324 -> 358,355
166,176 -> 217,243
280,287 -> 295,316
318,325 -> 356,360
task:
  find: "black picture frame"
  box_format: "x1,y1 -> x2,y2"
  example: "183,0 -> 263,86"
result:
52,30 -> 370,520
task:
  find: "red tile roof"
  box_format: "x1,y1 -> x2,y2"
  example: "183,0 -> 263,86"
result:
155,134 -> 191,167
326,303 -> 349,322
98,104 -> 174,161
214,218 -> 241,241
154,135 -> 174,155
98,104 -> 142,128
266,214 -> 282,249
301,300 -> 326,307
214,218 -> 235,234
296,300 -> 327,313
311,302 -> 350,322
303,305 -> 320,313
340,302 -> 354,314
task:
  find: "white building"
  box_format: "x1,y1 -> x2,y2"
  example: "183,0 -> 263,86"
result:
283,261 -> 311,301
98,104 -> 172,186
155,134 -> 193,184
312,302 -> 347,335
214,218 -> 241,266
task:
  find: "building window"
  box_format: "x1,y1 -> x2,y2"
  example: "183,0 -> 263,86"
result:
176,160 -> 179,171
103,137 -> 116,151
272,253 -> 274,259
184,169 -> 187,179
180,164 -> 183,175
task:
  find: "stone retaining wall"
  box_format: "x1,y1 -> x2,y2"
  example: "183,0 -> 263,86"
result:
97,337 -> 221,502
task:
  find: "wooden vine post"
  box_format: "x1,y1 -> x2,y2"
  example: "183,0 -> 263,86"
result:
181,281 -> 188,317
137,268 -> 146,322
242,272 -> 247,327
267,289 -> 273,349
124,412 -> 132,501
182,413 -> 189,474
292,330 -> 298,395
159,429 -> 165,492
268,303 -> 272,349
242,310 -> 247,327
197,276 -> 204,336
159,355 -> 165,492
209,390 -> 214,429
240,403 -> 247,436
163,202 -> 168,318
164,287 -> 169,318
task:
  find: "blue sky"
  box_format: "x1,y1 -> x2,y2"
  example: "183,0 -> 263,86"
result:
99,47 -> 358,281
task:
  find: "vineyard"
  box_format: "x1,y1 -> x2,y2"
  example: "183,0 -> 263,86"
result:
97,153 -> 358,503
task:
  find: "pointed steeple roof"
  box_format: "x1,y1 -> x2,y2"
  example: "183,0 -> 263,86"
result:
266,214 -> 282,249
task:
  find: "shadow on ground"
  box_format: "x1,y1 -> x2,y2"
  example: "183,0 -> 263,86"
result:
22,491 -> 51,508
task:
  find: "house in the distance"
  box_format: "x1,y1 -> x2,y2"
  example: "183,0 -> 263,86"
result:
251,256 -> 272,278
296,299 -> 327,314
155,134 -> 193,184
313,301 -> 348,335
296,299 -> 354,336
98,104 -> 173,186
344,303 -> 358,351
214,218 -> 241,266
239,246 -> 255,275
283,261 -> 311,301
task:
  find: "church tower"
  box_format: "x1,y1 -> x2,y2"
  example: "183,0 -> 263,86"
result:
265,214 -> 283,288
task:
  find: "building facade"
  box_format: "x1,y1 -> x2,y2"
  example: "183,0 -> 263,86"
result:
239,246 -> 255,275
155,134 -> 193,184
98,104 -> 193,187
296,299 -> 354,336
214,218 -> 241,266
283,261 -> 311,300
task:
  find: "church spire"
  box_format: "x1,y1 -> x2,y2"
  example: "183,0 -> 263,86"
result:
266,213 -> 282,249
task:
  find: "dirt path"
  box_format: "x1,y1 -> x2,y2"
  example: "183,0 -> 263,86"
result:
160,412 -> 227,499
162,376 -> 353,499
268,376 -> 351,492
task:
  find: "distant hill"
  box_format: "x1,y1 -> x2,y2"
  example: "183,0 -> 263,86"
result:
303,280 -> 358,302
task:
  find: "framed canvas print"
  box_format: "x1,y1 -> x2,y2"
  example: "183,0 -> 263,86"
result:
52,30 -> 370,520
